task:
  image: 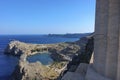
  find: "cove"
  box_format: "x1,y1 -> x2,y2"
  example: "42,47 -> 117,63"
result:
27,53 -> 53,65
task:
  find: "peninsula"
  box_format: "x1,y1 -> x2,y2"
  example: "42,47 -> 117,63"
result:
4,34 -> 94,80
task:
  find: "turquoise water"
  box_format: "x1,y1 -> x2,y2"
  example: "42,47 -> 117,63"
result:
27,53 -> 53,65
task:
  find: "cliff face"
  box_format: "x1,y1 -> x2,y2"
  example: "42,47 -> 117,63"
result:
60,35 -> 94,79
65,36 -> 94,71
4,41 -> 30,56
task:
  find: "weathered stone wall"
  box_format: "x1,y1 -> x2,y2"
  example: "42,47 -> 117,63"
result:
86,0 -> 120,80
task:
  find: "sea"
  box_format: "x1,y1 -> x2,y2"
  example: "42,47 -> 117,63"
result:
0,35 -> 79,80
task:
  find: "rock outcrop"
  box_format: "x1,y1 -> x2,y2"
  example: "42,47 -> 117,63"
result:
11,61 -> 60,80
4,40 -> 80,61
4,41 -> 49,56
60,35 -> 94,80
4,34 -> 94,80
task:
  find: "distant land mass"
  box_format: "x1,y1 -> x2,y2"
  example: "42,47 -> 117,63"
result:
47,33 -> 92,38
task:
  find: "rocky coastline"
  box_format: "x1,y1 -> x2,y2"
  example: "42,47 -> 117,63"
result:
4,34 -> 94,80
4,40 -> 80,61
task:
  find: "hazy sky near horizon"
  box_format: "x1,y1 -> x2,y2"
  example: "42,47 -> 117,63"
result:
0,0 -> 96,34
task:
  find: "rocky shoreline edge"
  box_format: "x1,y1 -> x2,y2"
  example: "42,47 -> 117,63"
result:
4,35 -> 94,80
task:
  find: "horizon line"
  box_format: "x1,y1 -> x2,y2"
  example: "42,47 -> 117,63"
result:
0,32 -> 93,35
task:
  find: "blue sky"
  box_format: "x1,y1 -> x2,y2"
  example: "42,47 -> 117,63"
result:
0,0 -> 96,34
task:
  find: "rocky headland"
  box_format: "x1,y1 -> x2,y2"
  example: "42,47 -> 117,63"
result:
4,40 -> 80,61
4,34 -> 94,80
47,33 -> 91,38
